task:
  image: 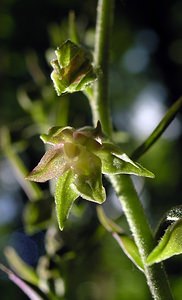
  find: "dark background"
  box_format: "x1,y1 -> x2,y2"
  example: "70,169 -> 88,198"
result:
0,0 -> 182,299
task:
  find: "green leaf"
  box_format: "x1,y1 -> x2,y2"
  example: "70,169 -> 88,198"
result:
96,206 -> 123,233
97,148 -> 154,178
155,205 -> 182,241
96,206 -> 144,272
50,40 -> 97,95
113,233 -> 144,272
55,170 -> 79,230
147,220 -> 182,265
4,247 -> 39,286
26,146 -> 67,182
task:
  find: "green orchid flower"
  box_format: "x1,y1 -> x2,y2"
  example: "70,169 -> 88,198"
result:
26,122 -> 154,230
50,40 -> 97,95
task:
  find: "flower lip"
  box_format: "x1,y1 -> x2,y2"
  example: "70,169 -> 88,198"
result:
63,143 -> 80,159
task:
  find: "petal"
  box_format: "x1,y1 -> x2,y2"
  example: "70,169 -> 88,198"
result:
40,126 -> 74,145
26,146 -> 67,182
72,150 -> 106,203
63,142 -> 80,159
72,148 -> 101,176
73,173 -> 106,204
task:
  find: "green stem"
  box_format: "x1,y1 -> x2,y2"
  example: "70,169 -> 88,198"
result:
92,0 -> 113,136
109,175 -> 174,300
131,96 -> 182,160
91,1 -> 174,299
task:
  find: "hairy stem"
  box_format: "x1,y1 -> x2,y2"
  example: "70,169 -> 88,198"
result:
92,0 -> 113,136
109,175 -> 174,300
91,0 -> 174,299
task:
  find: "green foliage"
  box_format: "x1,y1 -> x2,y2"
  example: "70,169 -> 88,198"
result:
147,219 -> 182,265
113,233 -> 144,272
97,206 -> 144,272
97,206 -> 123,233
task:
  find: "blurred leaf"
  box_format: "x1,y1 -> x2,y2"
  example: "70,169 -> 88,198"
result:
45,226 -> 63,256
97,206 -> 123,233
68,11 -> 80,44
111,130 -> 130,144
31,101 -> 47,125
0,264 -> 43,300
0,126 -> 42,201
36,255 -> 65,297
113,233 -> 144,272
4,247 -> 39,286
147,220 -> 182,265
96,206 -> 143,271
23,196 -> 53,234
55,170 -> 79,230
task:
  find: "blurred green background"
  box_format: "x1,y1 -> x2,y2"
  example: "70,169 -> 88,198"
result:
0,0 -> 182,299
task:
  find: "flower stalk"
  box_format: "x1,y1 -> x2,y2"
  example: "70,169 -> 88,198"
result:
92,0 -> 113,136
92,0 -> 174,299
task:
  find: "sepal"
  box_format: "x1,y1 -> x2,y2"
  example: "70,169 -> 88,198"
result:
55,170 -> 79,230
26,146 -> 67,182
96,146 -> 154,178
